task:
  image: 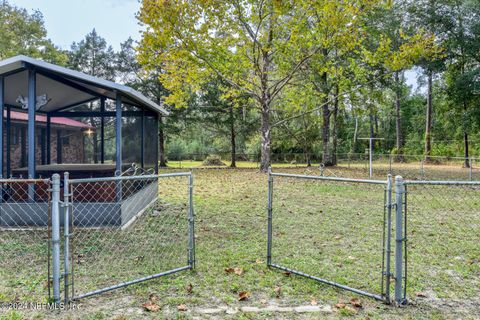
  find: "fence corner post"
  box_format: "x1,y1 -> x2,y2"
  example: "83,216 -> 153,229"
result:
267,167 -> 273,267
188,172 -> 195,269
394,175 -> 406,306
51,173 -> 61,304
63,172 -> 70,303
385,174 -> 393,303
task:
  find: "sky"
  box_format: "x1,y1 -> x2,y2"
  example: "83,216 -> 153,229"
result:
10,0 -> 421,91
10,0 -> 142,51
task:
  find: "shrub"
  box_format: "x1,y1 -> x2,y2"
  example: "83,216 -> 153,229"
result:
202,154 -> 226,166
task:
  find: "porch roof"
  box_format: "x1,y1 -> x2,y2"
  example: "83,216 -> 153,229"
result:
0,55 -> 167,115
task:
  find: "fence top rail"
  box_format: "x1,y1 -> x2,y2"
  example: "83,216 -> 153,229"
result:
0,178 -> 50,184
270,172 -> 387,185
68,172 -> 192,184
404,180 -> 480,186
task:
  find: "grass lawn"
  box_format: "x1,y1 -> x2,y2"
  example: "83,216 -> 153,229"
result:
1,167 -> 479,319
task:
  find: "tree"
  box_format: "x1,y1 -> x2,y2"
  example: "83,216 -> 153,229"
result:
196,79 -> 256,167
442,0 -> 480,167
68,29 -> 117,163
117,38 -> 192,167
406,0 -> 451,162
0,1 -> 66,63
138,0 -> 397,172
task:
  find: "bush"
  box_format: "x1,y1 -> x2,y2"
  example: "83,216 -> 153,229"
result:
167,140 -> 186,160
202,154 -> 226,166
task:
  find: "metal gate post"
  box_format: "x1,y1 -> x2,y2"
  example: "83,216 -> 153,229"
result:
385,174 -> 393,302
267,167 -> 273,266
51,173 -> 61,303
188,172 -> 196,269
63,172 -> 71,303
394,175 -> 406,305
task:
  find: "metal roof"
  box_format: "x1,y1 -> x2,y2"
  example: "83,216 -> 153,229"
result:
7,110 -> 93,129
0,55 -> 168,115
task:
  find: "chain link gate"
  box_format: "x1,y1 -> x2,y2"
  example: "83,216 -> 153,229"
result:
267,170 -> 394,303
398,179 -> 480,305
59,172 -> 195,302
0,178 -> 54,302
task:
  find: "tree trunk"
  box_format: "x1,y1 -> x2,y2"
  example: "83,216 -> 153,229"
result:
331,85 -> 339,166
424,71 -> 433,162
320,72 -> 332,166
394,71 -> 403,162
464,132 -> 469,168
259,100 -> 271,172
159,114 -> 167,167
352,116 -> 358,153
464,101 -> 469,168
322,102 -> 331,165
259,5 -> 273,173
229,106 -> 236,168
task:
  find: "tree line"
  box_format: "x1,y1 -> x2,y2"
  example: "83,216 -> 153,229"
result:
1,1 -> 479,170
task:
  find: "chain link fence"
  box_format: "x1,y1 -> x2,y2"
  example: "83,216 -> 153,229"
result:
0,179 -> 52,302
66,172 -> 195,301
0,172 -> 195,305
163,152 -> 480,181
402,180 -> 480,304
267,170 -> 393,302
267,171 -> 480,306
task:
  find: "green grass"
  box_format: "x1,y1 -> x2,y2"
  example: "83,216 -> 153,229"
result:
166,160 -> 315,169
1,167 -> 479,319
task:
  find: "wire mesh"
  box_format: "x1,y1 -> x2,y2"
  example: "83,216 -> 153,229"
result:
0,179 -> 52,302
403,182 -> 480,304
68,173 -> 193,300
269,173 -> 390,301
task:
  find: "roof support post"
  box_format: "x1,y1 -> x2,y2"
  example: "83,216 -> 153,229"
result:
141,109 -> 145,169
46,115 -> 51,164
115,93 -> 122,174
115,92 -> 122,201
0,76 -> 4,179
100,97 -> 105,164
28,68 -> 36,200
155,113 -> 159,174
6,105 -> 10,178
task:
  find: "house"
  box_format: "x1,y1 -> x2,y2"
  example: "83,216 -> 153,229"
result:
5,110 -> 92,175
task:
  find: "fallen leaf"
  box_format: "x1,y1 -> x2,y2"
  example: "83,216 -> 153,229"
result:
349,298 -> 362,308
225,267 -> 235,273
274,286 -> 281,298
142,302 -> 160,312
234,267 -> 244,276
415,292 -> 427,298
311,299 -> 318,306
44,279 -> 53,288
177,304 -> 187,311
344,305 -> 358,314
283,272 -> 291,277
149,293 -> 158,303
186,283 -> 193,294
238,291 -> 250,301
335,303 -> 346,309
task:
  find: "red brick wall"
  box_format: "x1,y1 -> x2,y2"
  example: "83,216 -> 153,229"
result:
3,124 -> 85,171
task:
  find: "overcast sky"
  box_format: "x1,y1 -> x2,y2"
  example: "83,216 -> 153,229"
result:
10,0 -> 421,91
11,0 -> 142,51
